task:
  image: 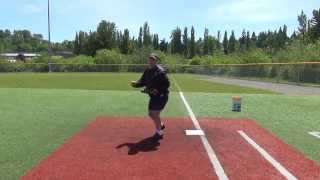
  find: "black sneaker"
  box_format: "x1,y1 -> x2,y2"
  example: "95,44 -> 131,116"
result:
151,132 -> 163,142
161,124 -> 165,130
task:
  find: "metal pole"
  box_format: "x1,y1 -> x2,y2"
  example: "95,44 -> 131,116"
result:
277,64 -> 280,83
48,0 -> 52,72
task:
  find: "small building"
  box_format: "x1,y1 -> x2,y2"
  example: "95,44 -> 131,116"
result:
0,53 -> 41,63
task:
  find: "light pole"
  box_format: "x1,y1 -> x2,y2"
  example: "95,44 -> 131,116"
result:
47,0 -> 52,72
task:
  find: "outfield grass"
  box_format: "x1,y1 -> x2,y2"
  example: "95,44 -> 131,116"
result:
0,88 -> 186,180
183,93 -> 320,165
0,73 -> 318,179
0,73 -> 140,91
0,73 -> 274,94
172,74 -> 276,94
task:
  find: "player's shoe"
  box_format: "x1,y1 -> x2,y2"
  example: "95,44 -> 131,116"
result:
151,132 -> 163,141
161,124 -> 165,130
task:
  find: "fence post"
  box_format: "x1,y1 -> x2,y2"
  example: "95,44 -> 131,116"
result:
318,64 -> 320,84
247,65 -> 250,80
297,64 -> 301,85
277,64 -> 281,83
48,63 -> 52,73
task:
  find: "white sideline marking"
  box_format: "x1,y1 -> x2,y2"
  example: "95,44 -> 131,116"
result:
179,92 -> 202,130
238,131 -> 297,180
172,77 -> 228,180
186,130 -> 205,136
179,92 -> 228,180
309,132 -> 320,139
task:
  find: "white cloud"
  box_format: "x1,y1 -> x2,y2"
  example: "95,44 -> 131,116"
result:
21,3 -> 45,14
53,0 -> 157,35
208,0 -> 294,23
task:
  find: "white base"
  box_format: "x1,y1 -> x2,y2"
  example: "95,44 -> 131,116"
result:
185,130 -> 205,136
309,132 -> 320,139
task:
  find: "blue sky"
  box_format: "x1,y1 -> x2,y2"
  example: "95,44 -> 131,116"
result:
1,0 -> 319,42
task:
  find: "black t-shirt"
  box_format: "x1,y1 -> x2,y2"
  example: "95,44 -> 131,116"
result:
135,65 -> 170,96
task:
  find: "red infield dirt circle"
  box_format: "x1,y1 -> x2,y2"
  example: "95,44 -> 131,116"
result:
22,117 -> 320,180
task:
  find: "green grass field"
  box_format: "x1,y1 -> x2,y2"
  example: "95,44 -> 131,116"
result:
0,73 -> 274,93
0,73 -> 319,180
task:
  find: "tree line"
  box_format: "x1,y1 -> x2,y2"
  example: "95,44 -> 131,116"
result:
0,30 -> 73,53
1,8 -> 319,64
73,8 -> 320,58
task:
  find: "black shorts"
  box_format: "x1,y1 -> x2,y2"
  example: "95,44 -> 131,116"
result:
148,94 -> 168,111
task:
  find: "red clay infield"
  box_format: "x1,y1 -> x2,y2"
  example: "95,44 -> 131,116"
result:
199,118 -> 320,180
22,117 -> 320,180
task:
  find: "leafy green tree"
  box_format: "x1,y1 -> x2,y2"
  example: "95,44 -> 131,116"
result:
78,31 -> 87,54
171,27 -> 183,54
152,34 -> 159,50
239,29 -> 246,51
216,30 -> 221,51
0,29 -> 49,52
96,20 -> 117,50
143,22 -> 152,47
196,38 -> 203,56
183,27 -> 189,57
121,29 -> 130,54
257,31 -> 268,49
298,10 -> 308,42
61,40 -> 74,50
86,31 -> 98,56
189,56 -> 201,65
246,31 -> 251,49
207,36 -> 215,55
282,25 -> 288,46
203,28 -> 209,55
74,32 -> 80,55
291,30 -> 298,39
223,31 -> 228,54
159,39 -> 168,52
228,30 -> 236,53
94,49 -> 122,64
190,26 -> 196,58
138,27 -> 143,48
116,30 -> 123,49
251,32 -> 257,47
310,8 -> 320,41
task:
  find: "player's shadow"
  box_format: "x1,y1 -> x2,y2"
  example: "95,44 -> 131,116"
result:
116,136 -> 160,155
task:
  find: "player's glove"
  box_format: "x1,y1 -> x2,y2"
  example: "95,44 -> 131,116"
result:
131,81 -> 139,88
141,88 -> 149,94
141,88 -> 159,96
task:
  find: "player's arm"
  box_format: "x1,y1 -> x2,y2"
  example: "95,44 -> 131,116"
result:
131,71 -> 146,88
157,71 -> 170,90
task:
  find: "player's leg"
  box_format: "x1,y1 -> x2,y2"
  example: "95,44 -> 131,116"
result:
148,110 -> 163,132
148,95 -> 168,139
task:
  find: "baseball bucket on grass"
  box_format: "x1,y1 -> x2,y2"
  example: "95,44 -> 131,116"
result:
232,96 -> 242,112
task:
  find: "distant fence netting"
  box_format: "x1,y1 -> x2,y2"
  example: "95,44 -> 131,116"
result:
0,63 -> 147,73
169,63 -> 320,84
0,62 -> 319,84
49,64 -> 147,73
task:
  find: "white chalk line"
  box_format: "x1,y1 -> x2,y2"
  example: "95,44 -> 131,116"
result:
238,130 -> 297,180
172,76 -> 229,180
309,132 -> 320,139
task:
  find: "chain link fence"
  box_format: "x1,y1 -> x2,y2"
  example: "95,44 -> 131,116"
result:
0,62 -> 320,84
169,63 -> 320,84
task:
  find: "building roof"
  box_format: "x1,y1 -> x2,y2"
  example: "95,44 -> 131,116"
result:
0,53 -> 41,57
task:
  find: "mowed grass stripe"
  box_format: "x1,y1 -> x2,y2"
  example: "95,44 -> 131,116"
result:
0,73 -> 274,94
0,73 -> 141,91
